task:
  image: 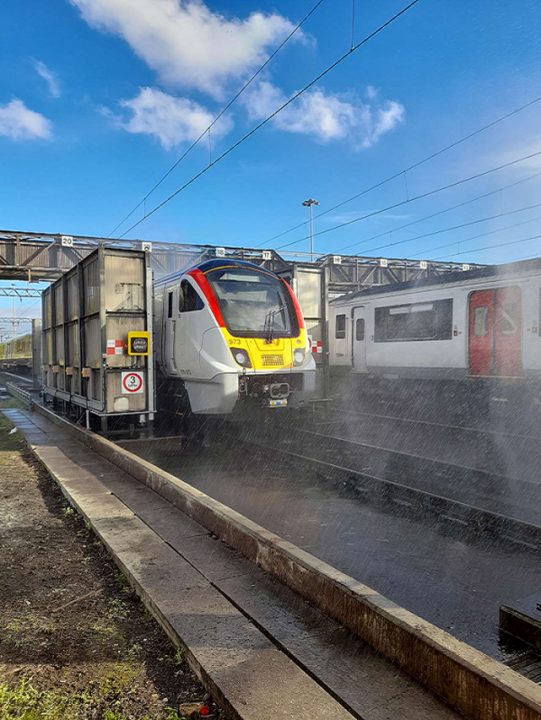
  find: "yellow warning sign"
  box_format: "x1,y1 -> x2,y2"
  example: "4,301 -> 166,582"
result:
127,331 -> 150,356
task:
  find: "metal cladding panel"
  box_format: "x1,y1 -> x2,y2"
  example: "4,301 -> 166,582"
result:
42,328 -> 52,365
43,366 -> 53,387
105,315 -> 145,368
106,372 -> 147,413
83,256 -> 100,316
296,269 -> 322,318
31,320 -> 42,386
67,271 -> 79,320
90,368 -> 101,401
66,321 -> 79,366
83,316 -> 101,368
68,371 -> 80,396
104,253 -> 145,312
53,283 -> 64,325
54,327 -> 65,365
42,290 -> 52,329
56,368 -> 66,391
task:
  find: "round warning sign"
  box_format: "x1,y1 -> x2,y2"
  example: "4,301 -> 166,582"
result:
121,371 -> 144,394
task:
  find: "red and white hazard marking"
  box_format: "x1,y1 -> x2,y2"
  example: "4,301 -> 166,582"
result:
107,339 -> 125,356
121,371 -> 144,394
311,339 -> 323,354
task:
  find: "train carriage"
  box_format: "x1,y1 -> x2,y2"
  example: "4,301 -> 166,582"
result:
329,258 -> 541,382
154,258 -> 316,415
0,332 -> 32,370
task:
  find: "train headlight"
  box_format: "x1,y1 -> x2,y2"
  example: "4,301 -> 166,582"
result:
231,348 -> 252,367
293,349 -> 305,366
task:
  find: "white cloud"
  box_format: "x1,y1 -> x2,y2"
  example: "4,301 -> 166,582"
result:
0,99 -> 52,141
32,59 -> 61,98
115,86 -> 233,149
243,81 -> 405,148
69,0 -> 298,99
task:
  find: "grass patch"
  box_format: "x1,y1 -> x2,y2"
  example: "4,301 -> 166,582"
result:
0,415 -> 19,448
0,676 -> 187,720
0,679 -> 92,720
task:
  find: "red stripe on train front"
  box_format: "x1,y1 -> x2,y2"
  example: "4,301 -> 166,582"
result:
188,269 -> 225,327
282,278 -> 305,330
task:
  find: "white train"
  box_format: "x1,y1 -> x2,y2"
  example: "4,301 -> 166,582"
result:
329,258 -> 541,382
154,258 -> 316,415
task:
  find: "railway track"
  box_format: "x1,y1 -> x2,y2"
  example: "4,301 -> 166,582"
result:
227,418 -> 541,553
0,370 -> 34,385
317,405 -> 541,443
300,421 -> 540,486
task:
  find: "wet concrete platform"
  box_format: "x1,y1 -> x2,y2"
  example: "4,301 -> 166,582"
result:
2,407 -> 464,720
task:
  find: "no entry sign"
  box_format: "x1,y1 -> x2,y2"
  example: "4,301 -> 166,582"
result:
121,371 -> 144,394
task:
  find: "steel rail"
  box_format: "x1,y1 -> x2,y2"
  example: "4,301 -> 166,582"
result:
228,429 -> 541,552
316,407 -> 541,443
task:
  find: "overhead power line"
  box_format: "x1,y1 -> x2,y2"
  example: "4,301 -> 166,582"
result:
333,171 -> 541,256
507,251 -> 541,263
117,0 -> 421,239
274,148 -> 541,250
357,199 -> 541,255
108,0 -> 327,238
434,231 -> 541,261
410,210 -> 541,259
259,93 -> 541,247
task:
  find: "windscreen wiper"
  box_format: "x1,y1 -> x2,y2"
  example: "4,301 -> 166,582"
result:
263,305 -> 286,342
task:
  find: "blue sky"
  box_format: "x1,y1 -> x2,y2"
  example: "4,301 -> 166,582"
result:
1,0 -> 541,330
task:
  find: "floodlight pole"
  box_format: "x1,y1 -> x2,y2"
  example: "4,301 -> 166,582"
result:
302,198 -> 319,263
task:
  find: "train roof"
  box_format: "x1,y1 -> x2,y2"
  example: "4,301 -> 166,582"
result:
331,256 -> 541,304
154,258 -> 268,287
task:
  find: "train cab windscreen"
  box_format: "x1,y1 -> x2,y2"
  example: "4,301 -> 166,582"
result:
206,267 -> 296,337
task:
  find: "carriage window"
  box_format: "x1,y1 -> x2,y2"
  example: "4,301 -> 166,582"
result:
167,291 -> 173,319
473,306 -> 488,336
355,318 -> 365,341
499,302 -> 517,335
375,299 -> 453,342
336,314 -> 346,339
179,279 -> 203,312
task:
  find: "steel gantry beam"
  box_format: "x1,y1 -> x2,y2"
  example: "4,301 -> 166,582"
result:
0,317 -> 33,322
0,288 -> 42,297
0,228 -> 484,293
317,254 -> 481,294
0,229 -> 290,282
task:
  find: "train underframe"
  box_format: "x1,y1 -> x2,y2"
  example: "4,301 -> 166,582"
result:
156,369 -> 311,418
329,367 -> 541,422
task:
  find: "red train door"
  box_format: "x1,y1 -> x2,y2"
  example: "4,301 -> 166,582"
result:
468,287 -> 522,376
494,286 -> 522,376
469,289 -> 494,375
